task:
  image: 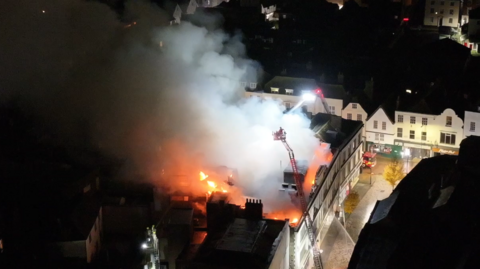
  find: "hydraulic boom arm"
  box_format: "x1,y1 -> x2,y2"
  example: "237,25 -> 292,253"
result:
273,127 -> 323,269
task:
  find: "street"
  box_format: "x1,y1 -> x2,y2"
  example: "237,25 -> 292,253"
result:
322,155 -> 420,269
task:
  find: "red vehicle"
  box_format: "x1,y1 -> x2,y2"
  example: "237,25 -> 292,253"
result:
362,152 -> 377,168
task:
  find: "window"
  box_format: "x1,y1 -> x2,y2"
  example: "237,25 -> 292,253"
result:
430,8 -> 435,13
285,89 -> 294,95
440,9 -> 444,14
470,122 -> 476,131
449,18 -> 453,23
422,118 -> 428,125
449,9 -> 454,14
329,106 -> 335,114
357,114 -> 362,121
375,133 -> 379,140
250,82 -> 257,89
397,128 -> 403,138
382,121 -> 386,130
421,132 -> 427,141
347,113 -> 352,120
410,130 -> 415,139
450,1 -> 454,5
410,116 -> 416,124
271,87 -> 279,93
380,134 -> 384,141
440,132 -> 456,145
398,115 -> 403,123
446,116 -> 452,127
373,120 -> 378,129
352,103 -> 358,109
284,102 -> 291,109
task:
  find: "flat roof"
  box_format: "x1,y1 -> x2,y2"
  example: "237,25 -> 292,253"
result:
216,218 -> 266,253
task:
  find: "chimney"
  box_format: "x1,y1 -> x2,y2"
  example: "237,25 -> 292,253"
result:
244,199 -> 263,220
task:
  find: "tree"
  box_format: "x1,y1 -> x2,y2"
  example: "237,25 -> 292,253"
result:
344,191 -> 360,214
383,158 -> 405,189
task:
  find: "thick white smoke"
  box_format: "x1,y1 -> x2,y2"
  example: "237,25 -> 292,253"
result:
0,0 -> 319,212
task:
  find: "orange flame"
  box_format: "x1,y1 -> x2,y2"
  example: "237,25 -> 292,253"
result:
207,181 -> 216,188
199,172 -> 208,181
292,218 -> 299,223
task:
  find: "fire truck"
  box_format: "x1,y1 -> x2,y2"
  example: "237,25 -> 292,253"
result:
362,152 -> 377,168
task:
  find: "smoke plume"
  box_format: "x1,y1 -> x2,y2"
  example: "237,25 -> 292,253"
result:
0,0 -> 320,212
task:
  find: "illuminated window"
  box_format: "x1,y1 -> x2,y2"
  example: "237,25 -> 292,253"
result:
352,103 -> 357,109
421,132 -> 427,141
271,87 -> 279,93
373,120 -> 378,129
357,114 -> 362,121
410,130 -> 415,139
250,82 -> 257,89
422,118 -> 428,125
470,122 -> 476,131
347,113 -> 352,120
398,115 -> 403,123
285,89 -> 294,95
410,116 -> 416,124
397,128 -> 403,138
446,116 -> 452,127
382,122 -> 386,130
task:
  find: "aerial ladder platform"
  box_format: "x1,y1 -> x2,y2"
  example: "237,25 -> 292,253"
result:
273,127 -> 323,269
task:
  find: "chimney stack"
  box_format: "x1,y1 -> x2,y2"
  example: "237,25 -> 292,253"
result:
244,198 -> 263,220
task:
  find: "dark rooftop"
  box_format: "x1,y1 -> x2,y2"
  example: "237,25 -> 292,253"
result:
311,113 -> 363,149
187,218 -> 288,269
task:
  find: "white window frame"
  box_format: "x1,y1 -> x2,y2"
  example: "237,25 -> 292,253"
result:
398,115 -> 403,123
470,121 -> 476,131
352,103 -> 358,109
347,113 -> 352,120
357,114 -> 362,121
382,122 -> 386,130
329,106 -> 335,114
410,130 -> 415,139
410,116 -> 416,124
373,120 -> 378,129
397,127 -> 403,138
421,132 -> 427,141
250,82 -> 257,89
285,89 -> 294,95
446,116 -> 452,127
271,87 -> 279,93
422,118 -> 428,125
440,132 -> 456,145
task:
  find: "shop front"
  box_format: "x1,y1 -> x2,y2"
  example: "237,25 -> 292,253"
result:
432,147 -> 459,156
366,142 -> 402,159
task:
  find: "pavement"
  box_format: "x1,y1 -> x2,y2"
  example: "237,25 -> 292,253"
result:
321,156 -> 420,269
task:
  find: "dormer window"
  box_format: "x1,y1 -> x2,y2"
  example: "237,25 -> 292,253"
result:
271,87 -> 279,93
249,82 -> 257,89
285,89 -> 294,95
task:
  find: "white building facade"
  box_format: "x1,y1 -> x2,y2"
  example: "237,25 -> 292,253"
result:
364,107 -> 400,157
424,0 -> 461,27
293,121 -> 363,269
463,110 -> 480,138
393,108 -> 463,157
342,102 -> 368,142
